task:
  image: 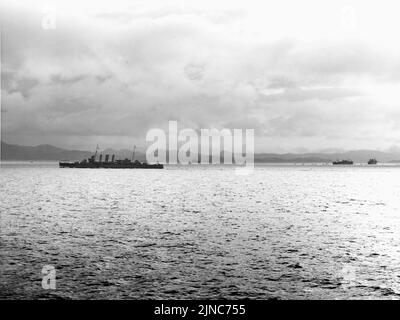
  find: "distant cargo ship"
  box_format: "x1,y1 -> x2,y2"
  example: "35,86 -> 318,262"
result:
332,159 -> 353,165
59,145 -> 163,169
368,158 -> 378,165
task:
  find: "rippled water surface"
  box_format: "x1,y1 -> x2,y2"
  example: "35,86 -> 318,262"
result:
1,162 -> 400,299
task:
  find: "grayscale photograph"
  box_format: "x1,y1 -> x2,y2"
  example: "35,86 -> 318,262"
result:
1,0 -> 400,305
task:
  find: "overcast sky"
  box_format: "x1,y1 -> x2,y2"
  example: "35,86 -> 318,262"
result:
1,0 -> 400,152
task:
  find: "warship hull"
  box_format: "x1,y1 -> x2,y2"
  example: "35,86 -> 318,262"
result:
332,160 -> 353,165
59,162 -> 163,169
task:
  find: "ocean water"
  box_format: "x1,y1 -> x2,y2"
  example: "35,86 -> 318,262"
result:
1,162 -> 400,299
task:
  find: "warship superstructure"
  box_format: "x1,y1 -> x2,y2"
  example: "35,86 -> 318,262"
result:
59,145 -> 163,169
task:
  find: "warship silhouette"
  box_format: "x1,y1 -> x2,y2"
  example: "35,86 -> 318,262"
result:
59,145 -> 163,169
332,159 -> 353,165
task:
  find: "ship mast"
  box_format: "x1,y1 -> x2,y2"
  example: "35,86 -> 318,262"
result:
94,144 -> 99,160
131,145 -> 136,162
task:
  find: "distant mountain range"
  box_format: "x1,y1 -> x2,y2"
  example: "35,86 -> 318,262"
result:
2,141 -> 400,163
1,141 -> 147,162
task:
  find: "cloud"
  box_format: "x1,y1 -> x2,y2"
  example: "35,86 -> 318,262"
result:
50,74 -> 89,86
259,87 -> 364,102
1,1 -> 400,151
2,71 -> 39,98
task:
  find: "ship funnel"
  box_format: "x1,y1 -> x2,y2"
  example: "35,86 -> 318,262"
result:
111,154 -> 115,162
99,154 -> 103,162
105,154 -> 109,163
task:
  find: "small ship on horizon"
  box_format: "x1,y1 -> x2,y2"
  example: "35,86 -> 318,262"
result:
59,145 -> 163,169
332,159 -> 354,165
332,158 -> 379,165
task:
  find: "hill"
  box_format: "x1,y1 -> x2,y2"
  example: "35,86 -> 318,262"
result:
2,141 -> 400,163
